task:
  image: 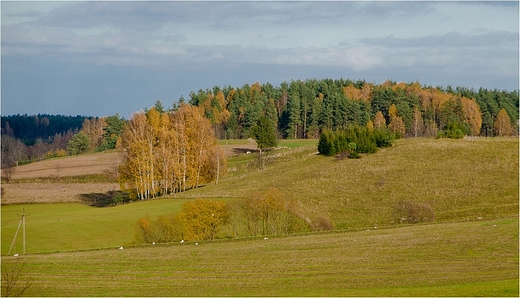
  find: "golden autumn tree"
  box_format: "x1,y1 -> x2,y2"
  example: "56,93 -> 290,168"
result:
391,81 -> 407,93
460,96 -> 482,136
119,104 -> 225,200
411,106 -> 424,138
387,104 -> 406,137
406,82 -> 423,98
119,111 -> 154,200
342,84 -> 372,102
366,120 -> 374,131
175,199 -> 230,241
494,108 -> 513,136
343,85 -> 362,101
80,117 -> 106,149
373,111 -> 386,129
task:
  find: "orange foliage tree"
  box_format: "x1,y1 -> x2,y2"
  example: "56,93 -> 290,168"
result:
387,104 -> 406,137
494,108 -> 513,136
460,96 -> 482,136
80,117 -> 106,149
373,111 -> 386,129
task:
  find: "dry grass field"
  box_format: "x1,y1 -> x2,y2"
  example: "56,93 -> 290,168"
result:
2,183 -> 121,204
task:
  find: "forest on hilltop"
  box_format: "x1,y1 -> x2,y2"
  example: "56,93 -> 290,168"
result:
1,79 -> 518,171
187,79 -> 518,139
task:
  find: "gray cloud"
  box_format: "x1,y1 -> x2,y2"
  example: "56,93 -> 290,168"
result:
1,1 -> 518,117
360,31 -> 518,49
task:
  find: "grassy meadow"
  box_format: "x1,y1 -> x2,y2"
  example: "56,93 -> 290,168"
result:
1,137 -> 518,296
184,137 -> 519,229
1,198 -> 192,255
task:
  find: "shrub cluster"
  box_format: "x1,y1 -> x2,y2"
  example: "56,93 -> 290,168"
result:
318,125 -> 395,157
135,199 -> 229,243
79,191 -> 130,207
134,189 -> 335,244
393,200 -> 435,224
436,121 -> 468,139
229,188 -> 309,237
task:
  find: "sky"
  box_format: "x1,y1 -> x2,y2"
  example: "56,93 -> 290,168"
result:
1,1 -> 519,118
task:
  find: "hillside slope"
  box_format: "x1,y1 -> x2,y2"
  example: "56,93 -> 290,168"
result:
175,137 -> 519,229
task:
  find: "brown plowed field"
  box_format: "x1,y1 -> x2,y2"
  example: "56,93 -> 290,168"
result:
11,151 -> 122,179
2,152 -> 122,205
2,182 -> 120,204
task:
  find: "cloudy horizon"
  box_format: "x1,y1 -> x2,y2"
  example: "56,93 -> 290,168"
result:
2,1 -> 518,118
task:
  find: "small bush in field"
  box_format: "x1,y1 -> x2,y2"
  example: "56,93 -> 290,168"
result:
135,199 -> 230,244
393,201 -> 435,224
239,188 -> 309,237
309,214 -> 335,231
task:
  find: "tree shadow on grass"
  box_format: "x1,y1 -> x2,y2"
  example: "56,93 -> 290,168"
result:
79,191 -> 130,207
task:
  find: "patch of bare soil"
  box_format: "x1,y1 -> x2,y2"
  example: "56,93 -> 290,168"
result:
1,182 -> 120,204
219,139 -> 259,156
2,151 -> 122,204
11,151 -> 122,179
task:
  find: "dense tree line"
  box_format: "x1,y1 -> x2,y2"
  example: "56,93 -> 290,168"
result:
0,114 -> 125,175
1,114 -> 88,145
187,79 -> 518,139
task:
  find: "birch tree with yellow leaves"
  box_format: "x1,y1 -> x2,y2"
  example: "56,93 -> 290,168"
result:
119,104 -> 225,200
494,108 -> 513,136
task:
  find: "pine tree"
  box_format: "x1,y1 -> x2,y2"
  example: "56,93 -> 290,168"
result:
251,116 -> 277,153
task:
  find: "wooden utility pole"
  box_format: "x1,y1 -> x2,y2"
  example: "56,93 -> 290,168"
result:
8,208 -> 30,255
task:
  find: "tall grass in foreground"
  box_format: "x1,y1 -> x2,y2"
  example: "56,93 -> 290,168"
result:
2,218 -> 517,296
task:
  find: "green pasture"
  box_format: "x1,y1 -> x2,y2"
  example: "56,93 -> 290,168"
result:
3,217 -> 518,296
1,199 -> 190,255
